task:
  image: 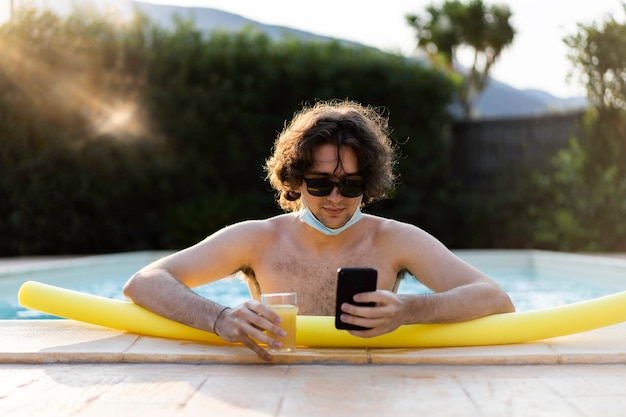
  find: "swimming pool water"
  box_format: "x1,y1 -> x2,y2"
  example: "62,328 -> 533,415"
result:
0,255 -> 619,320
400,270 -> 618,312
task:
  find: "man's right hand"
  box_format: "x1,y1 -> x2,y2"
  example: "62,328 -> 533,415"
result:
213,300 -> 286,361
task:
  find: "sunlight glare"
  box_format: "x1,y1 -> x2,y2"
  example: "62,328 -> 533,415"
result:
92,100 -> 147,138
0,27 -> 150,141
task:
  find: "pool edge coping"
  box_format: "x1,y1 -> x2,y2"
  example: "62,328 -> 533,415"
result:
2,250 -> 626,366
3,319 -> 626,366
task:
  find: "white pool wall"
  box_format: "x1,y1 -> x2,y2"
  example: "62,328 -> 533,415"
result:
0,251 -> 172,297
2,249 -> 626,297
456,249 -> 626,291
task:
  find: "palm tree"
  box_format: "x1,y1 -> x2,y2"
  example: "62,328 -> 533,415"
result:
407,0 -> 515,119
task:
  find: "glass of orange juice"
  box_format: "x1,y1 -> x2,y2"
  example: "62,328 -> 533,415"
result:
261,292 -> 298,352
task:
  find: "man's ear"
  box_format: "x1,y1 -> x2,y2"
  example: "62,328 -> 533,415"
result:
285,190 -> 301,202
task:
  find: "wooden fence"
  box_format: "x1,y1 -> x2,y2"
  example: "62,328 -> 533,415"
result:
451,111 -> 586,191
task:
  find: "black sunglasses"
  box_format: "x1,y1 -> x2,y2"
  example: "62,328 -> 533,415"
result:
303,177 -> 364,198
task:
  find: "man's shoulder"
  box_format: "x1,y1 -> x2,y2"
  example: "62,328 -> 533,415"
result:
225,213 -> 295,234
364,214 -> 432,243
260,213 -> 298,228
364,214 -> 418,232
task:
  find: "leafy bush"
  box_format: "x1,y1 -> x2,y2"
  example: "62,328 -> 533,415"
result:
527,9 -> 626,252
0,8 -> 455,255
530,135 -> 626,252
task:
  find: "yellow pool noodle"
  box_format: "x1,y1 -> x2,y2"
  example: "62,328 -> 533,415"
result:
17,281 -> 626,348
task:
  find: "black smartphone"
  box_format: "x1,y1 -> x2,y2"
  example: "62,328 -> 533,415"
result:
335,267 -> 378,330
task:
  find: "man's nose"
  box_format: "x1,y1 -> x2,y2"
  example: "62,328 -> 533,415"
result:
327,185 -> 342,202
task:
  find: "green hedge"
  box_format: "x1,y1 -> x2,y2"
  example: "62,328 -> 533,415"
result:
0,9 -> 456,255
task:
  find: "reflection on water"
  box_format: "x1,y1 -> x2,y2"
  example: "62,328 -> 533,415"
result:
0,261 -> 619,319
398,269 -> 616,312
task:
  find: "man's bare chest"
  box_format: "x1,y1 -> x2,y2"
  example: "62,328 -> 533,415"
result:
247,243 -> 399,315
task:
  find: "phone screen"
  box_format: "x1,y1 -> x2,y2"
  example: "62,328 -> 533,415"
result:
335,267 -> 378,330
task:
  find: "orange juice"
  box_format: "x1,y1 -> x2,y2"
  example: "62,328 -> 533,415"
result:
268,304 -> 298,352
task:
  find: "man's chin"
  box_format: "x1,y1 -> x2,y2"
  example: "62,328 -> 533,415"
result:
319,219 -> 348,230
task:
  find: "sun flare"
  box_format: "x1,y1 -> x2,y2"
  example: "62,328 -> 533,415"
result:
91,100 -> 148,138
0,14 -> 151,141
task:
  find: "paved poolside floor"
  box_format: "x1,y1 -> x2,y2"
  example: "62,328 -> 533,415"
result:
3,362 -> 626,417
2,319 -> 626,416
2,252 -> 626,416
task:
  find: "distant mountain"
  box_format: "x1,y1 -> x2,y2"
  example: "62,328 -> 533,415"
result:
471,80 -> 588,119
520,89 -> 588,112
131,1 -> 588,118
131,1 -> 368,48
19,0 -> 589,118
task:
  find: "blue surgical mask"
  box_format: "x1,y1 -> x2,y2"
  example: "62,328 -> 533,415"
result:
299,204 -> 363,236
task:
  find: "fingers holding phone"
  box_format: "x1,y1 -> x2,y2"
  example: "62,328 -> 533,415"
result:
335,267 -> 378,330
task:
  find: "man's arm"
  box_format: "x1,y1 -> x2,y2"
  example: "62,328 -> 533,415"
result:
122,220 -> 285,361
338,220 -> 514,335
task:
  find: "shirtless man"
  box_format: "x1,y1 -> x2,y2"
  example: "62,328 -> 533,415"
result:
123,100 -> 515,361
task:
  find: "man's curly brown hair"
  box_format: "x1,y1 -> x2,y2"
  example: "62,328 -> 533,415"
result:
265,99 -> 398,212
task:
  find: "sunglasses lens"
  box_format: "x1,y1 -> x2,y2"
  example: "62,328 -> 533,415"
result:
304,178 -> 363,197
305,178 -> 334,196
341,179 -> 363,197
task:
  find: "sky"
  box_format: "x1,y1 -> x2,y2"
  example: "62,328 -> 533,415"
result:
3,0 -> 625,98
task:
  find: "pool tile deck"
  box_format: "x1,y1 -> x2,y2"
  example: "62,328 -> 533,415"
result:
3,320 -> 626,365
2,318 -> 626,417
2,321 -> 626,417
3,252 -> 626,416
